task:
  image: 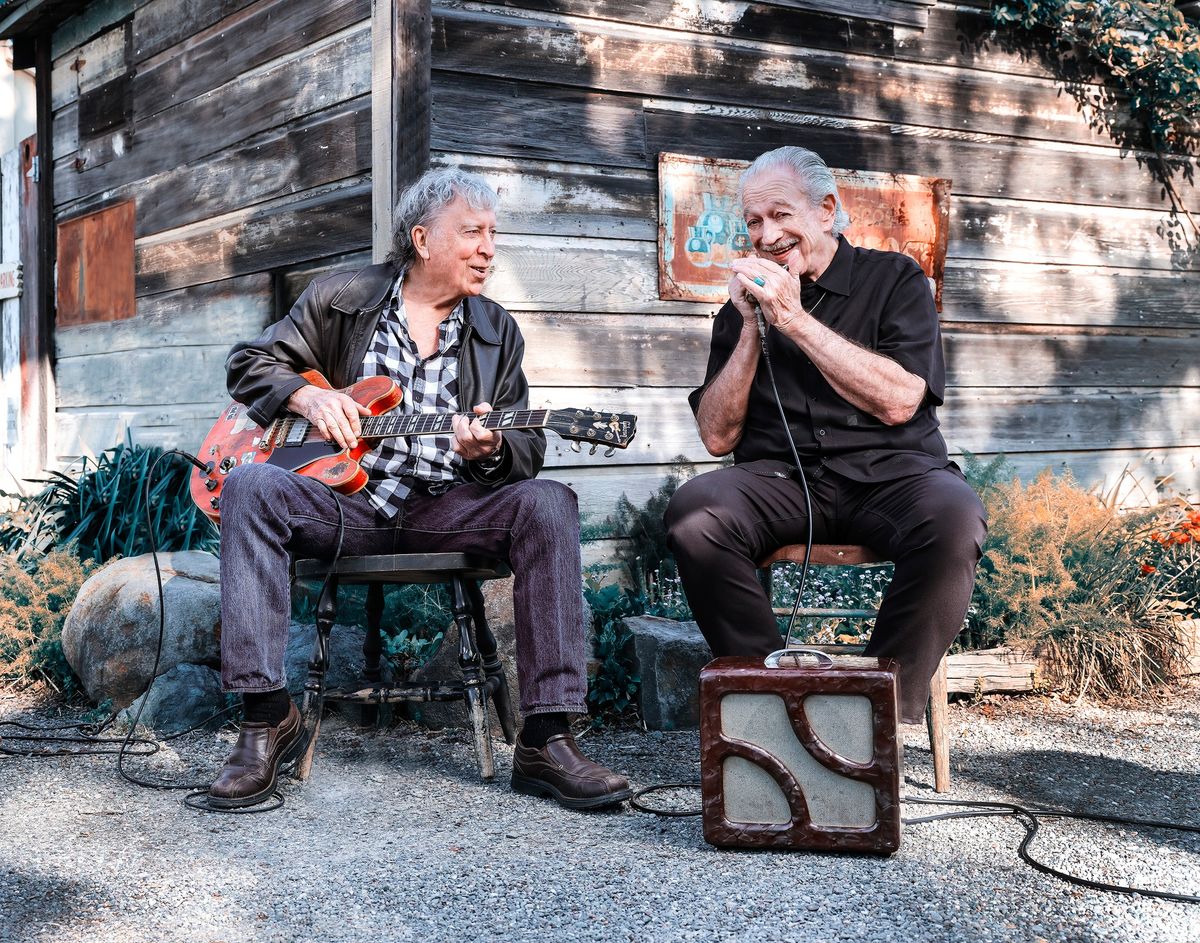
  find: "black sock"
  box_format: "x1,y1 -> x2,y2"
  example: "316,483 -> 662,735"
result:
242,688 -> 292,726
519,712 -> 570,749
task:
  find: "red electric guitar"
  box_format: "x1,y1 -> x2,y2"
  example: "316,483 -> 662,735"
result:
189,370 -> 637,524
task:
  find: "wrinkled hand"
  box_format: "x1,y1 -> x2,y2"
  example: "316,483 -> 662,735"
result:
728,270 -> 759,327
730,252 -> 806,332
288,385 -> 370,450
452,402 -> 503,462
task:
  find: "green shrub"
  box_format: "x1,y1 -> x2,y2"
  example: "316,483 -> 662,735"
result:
584,578 -> 642,721
0,551 -> 95,692
969,470 -> 1188,698
1,442 -> 218,565
291,581 -> 451,675
607,456 -> 694,591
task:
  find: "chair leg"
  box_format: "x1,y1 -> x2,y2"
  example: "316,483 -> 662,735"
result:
926,654 -> 951,793
468,580 -> 516,745
359,583 -> 385,728
451,576 -> 495,781
295,574 -> 338,782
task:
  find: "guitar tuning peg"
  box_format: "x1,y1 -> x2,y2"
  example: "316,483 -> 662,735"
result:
604,446 -> 615,458
589,443 -> 599,456
570,440 -> 582,453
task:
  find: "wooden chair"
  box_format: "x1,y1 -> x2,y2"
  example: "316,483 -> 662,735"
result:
290,552 -> 516,782
758,543 -> 951,793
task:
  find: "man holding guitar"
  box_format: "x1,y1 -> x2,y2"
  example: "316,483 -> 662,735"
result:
206,168 -> 631,810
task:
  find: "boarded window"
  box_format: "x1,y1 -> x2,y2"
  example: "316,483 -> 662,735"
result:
56,200 -> 135,327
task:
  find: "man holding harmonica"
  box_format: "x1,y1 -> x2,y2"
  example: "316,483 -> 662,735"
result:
665,146 -> 986,725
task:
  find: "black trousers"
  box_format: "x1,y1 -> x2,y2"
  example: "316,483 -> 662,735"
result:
664,460 -> 987,723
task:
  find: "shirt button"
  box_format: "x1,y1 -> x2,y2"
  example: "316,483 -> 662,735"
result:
817,429 -> 826,437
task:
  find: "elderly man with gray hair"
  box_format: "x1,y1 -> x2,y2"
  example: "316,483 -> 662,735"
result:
665,146 -> 987,726
209,167 -> 631,810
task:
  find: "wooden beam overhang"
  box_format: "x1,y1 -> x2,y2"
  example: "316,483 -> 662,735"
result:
0,0 -> 89,67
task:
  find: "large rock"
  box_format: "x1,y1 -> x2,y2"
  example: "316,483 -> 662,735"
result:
411,576 -> 520,733
119,663 -> 226,734
284,619 -> 370,695
62,551 -> 221,707
628,615 -> 713,731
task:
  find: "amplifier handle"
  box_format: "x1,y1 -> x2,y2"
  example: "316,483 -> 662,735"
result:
764,648 -> 835,669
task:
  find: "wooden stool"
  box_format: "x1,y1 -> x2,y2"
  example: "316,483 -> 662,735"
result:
290,552 -> 516,782
758,543 -> 951,793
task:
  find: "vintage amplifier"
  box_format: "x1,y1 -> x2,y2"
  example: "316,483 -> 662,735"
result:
699,651 -> 902,854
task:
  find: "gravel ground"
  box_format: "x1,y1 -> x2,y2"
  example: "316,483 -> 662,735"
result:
2,683 -> 1198,943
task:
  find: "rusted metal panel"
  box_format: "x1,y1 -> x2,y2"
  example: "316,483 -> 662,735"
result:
55,198 -> 135,327
657,152 -> 951,311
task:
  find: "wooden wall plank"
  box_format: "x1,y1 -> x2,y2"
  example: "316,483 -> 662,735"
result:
50,52 -> 77,111
133,0 -> 369,120
76,24 -> 128,93
55,274 -> 273,357
942,262 -> 1200,330
134,178 -> 371,295
131,0 -> 260,62
51,0 -> 140,60
521,386 -> 1200,469
56,22 -> 370,206
59,95 -> 371,237
56,346 -> 232,407
432,5 -> 1139,151
52,102 -> 79,159
513,313 -> 1200,391
55,402 -> 228,461
640,102 -> 1196,214
431,73 -> 648,169
486,0 -> 896,56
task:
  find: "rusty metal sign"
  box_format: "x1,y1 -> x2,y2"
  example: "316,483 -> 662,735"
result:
657,152 -> 950,311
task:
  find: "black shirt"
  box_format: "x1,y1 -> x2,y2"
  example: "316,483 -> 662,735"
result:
688,235 -> 950,483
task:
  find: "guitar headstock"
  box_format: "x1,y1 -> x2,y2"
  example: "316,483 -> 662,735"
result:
546,409 -> 637,455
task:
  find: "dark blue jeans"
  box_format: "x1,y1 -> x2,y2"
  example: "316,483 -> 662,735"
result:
218,462 -> 588,716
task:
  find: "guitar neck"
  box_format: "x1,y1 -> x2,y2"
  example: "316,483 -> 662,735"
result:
359,408 -> 551,440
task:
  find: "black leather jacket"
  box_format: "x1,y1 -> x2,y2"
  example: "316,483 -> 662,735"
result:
225,262 -> 545,487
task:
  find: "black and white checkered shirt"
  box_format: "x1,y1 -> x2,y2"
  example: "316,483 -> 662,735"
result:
357,276 -> 463,518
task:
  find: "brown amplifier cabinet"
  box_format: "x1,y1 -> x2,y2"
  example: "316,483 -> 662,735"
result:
699,653 -> 902,854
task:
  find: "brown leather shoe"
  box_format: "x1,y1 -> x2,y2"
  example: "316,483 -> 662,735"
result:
511,733 -> 632,810
208,701 -> 306,809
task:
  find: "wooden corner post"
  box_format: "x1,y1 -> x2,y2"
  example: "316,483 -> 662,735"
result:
372,0 -> 432,264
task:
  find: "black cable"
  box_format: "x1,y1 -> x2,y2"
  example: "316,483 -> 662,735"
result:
630,783 -> 1199,904
4,450 -> 350,813
755,304 -> 815,646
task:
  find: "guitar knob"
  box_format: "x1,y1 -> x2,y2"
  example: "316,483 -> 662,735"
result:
205,478 -> 218,491
209,497 -> 220,511
218,456 -> 237,474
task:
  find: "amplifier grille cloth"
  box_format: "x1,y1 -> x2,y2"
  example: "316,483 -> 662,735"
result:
720,692 -> 877,828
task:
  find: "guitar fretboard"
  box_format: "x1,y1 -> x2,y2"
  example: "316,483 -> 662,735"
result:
361,408 -> 551,439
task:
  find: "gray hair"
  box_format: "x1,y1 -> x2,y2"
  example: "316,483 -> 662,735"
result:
737,147 -> 851,236
387,167 -> 499,269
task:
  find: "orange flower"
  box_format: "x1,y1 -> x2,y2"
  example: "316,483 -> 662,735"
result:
1140,563 -> 1157,575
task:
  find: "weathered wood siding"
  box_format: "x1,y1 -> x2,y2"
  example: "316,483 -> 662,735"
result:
49,0 -> 1200,522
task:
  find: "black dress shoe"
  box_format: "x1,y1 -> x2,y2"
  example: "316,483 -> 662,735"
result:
511,733 -> 632,810
208,701 -> 306,809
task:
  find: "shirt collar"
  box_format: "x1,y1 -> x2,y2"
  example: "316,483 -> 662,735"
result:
811,234 -> 854,297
